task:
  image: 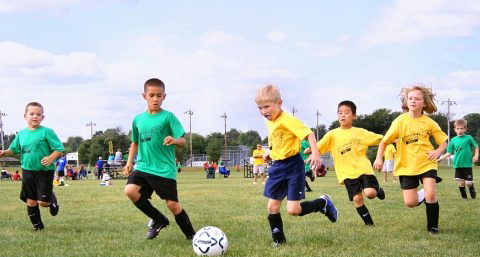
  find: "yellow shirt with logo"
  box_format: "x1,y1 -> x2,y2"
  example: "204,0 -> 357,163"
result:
252,149 -> 265,166
385,144 -> 396,161
317,127 -> 382,184
382,113 -> 448,176
267,111 -> 312,161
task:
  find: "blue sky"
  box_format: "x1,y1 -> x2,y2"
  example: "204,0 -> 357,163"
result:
1,0 -> 479,142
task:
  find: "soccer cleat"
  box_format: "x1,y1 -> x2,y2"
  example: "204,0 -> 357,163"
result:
417,189 -> 425,206
377,187 -> 385,200
146,218 -> 170,240
319,194 -> 338,223
33,223 -> 44,231
49,191 -> 59,216
428,227 -> 439,235
470,190 -> 476,199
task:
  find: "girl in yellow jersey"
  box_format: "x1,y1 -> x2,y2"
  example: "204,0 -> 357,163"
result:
374,84 -> 448,235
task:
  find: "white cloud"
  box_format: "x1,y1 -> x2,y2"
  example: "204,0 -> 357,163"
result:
200,31 -> 243,46
361,0 -> 480,46
296,40 -> 346,57
267,31 -> 287,42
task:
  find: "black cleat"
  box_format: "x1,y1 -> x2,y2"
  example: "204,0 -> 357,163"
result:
50,191 -> 59,216
33,223 -> 44,231
377,187 -> 385,200
470,190 -> 476,199
428,227 -> 439,235
146,218 -> 169,240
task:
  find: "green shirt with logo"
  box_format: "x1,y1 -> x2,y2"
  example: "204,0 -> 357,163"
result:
132,110 -> 185,180
300,140 -> 310,172
447,134 -> 478,168
9,126 -> 65,171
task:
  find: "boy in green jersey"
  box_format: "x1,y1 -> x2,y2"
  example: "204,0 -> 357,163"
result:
0,102 -> 64,230
123,78 -> 196,240
439,119 -> 479,199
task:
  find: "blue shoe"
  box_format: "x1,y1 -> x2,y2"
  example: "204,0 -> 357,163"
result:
319,194 -> 337,223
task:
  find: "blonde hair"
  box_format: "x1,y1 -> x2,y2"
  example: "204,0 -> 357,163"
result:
255,84 -> 282,103
25,102 -> 44,114
454,119 -> 467,128
400,83 -> 437,114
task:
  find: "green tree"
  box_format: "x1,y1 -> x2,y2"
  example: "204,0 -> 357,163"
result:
464,113 -> 480,140
77,139 -> 91,164
184,133 -> 207,154
226,128 -> 241,146
206,137 -> 223,162
64,136 -> 83,153
238,130 -> 262,149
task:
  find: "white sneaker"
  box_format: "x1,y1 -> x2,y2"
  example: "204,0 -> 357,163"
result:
417,189 -> 425,206
253,182 -> 257,184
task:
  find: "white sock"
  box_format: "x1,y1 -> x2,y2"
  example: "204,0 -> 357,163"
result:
417,189 -> 425,204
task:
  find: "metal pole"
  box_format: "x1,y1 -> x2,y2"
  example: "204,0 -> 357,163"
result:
442,98 -> 457,166
185,109 -> 193,167
0,110 -> 6,151
316,110 -> 321,140
85,121 -> 96,139
221,113 -> 227,160
292,107 -> 297,116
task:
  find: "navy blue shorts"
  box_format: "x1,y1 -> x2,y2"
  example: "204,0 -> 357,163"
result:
264,154 -> 306,201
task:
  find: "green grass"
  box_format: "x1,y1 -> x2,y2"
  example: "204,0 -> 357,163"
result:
1,167 -> 479,257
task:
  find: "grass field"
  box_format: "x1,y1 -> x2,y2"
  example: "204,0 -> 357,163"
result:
1,167 -> 479,257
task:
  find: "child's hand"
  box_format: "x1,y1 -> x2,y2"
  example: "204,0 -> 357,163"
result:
307,152 -> 321,171
123,164 -> 133,176
427,149 -> 442,161
41,156 -> 54,166
263,152 -> 271,162
373,158 -> 383,171
163,136 -> 176,146
473,155 -> 479,163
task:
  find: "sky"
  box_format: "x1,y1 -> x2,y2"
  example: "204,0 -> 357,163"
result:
1,0 -> 479,142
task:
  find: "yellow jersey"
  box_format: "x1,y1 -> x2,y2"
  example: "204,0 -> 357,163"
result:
317,127 -> 382,184
382,113 -> 448,176
267,111 -> 312,160
385,144 -> 396,161
252,149 -> 265,165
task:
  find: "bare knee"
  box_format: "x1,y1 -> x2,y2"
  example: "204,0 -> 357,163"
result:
286,208 -> 301,216
404,200 -> 417,208
352,194 -> 364,207
166,201 -> 182,214
364,188 -> 376,199
38,201 -> 49,207
124,186 -> 140,202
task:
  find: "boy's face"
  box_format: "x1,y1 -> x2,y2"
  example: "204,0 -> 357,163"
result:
143,85 -> 166,113
256,99 -> 282,121
454,125 -> 466,136
337,105 -> 356,128
407,89 -> 425,114
24,106 -> 44,129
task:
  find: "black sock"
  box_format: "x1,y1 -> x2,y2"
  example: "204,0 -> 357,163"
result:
459,187 -> 467,199
133,196 -> 168,224
305,180 -> 312,191
175,209 -> 195,239
268,213 -> 286,244
469,184 -> 476,198
299,198 -> 326,216
27,205 -> 43,228
356,205 -> 374,226
425,201 -> 439,231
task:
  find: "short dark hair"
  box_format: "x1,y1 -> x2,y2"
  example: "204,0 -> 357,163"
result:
338,100 -> 357,115
144,78 -> 165,92
25,102 -> 44,113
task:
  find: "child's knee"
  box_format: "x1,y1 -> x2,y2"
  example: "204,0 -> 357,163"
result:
286,207 -> 301,216
166,201 -> 182,213
124,186 -> 140,201
404,200 -> 417,208
364,188 -> 377,199
466,181 -> 474,187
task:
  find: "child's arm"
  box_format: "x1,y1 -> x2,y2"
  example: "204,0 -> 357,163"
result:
0,149 -> 14,157
437,152 -> 452,162
41,151 -> 62,167
306,133 -> 321,170
163,136 -> 185,147
373,141 -> 387,171
473,146 -> 479,163
428,141 -> 448,161
123,142 -> 138,176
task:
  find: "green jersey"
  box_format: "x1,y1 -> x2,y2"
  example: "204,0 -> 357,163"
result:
447,134 -> 478,168
300,140 -> 310,172
132,110 -> 185,180
9,126 -> 64,171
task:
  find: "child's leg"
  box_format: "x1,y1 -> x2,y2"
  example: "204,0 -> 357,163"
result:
165,200 -> 195,239
26,199 -> 43,230
267,199 -> 286,244
402,189 -> 420,208
466,180 -> 476,199
353,193 -> 374,226
422,177 -> 439,233
458,179 -> 467,199
124,184 -> 169,224
305,179 -> 312,192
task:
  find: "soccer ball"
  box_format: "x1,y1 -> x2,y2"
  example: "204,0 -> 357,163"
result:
315,164 -> 328,177
192,226 -> 228,256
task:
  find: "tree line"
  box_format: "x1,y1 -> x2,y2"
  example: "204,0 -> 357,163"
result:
2,111 -> 479,165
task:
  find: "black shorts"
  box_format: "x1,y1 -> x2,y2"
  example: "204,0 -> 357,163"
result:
455,167 -> 473,181
399,170 -> 437,190
127,170 -> 178,202
58,170 -> 65,177
343,174 -> 380,201
20,170 -> 54,203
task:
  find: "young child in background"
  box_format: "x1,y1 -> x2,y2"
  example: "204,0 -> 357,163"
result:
382,143 -> 397,182
255,84 -> 337,246
374,84 -> 448,234
438,119 -> 479,199
0,102 -> 64,231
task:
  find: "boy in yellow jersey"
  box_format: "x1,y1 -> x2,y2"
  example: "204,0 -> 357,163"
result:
382,143 -> 397,182
315,100 -> 385,226
252,144 -> 266,184
255,84 -> 337,246
374,84 -> 448,234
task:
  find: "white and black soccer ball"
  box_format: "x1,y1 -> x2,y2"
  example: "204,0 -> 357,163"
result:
192,226 -> 228,256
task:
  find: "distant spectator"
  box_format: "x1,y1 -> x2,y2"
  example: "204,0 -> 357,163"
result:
115,149 -> 123,166
12,170 -> 21,181
96,157 -> 104,180
1,168 -> 11,180
56,153 -> 67,179
203,161 -> 209,171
